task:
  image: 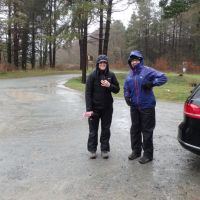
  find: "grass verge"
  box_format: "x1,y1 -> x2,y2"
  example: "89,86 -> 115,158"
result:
65,72 -> 200,102
0,69 -> 80,79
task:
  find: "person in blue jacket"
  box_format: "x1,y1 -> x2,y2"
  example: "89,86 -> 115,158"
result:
124,50 -> 167,164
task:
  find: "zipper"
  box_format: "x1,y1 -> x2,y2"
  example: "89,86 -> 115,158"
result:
133,70 -> 140,108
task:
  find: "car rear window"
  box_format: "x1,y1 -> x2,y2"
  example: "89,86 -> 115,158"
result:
192,86 -> 200,107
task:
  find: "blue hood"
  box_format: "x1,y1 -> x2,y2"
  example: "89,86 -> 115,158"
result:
128,50 -> 144,69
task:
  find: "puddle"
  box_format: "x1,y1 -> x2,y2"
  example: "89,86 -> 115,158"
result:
6,90 -> 46,102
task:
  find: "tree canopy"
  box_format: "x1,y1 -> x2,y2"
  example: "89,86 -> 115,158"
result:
0,0 -> 200,75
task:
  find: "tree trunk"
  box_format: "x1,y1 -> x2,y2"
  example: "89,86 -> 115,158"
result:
79,16 -> 88,84
82,19 -> 88,84
39,38 -> 43,69
7,0 -> 12,64
39,36 -> 43,68
49,0 -> 53,68
178,15 -> 183,61
98,0 -> 103,55
13,2 -> 19,69
78,1 -> 88,84
103,0 -> 112,55
31,12 -> 36,69
43,40 -> 48,66
172,18 -> 176,50
52,0 -> 56,68
21,22 -> 29,70
159,24 -> 162,56
144,22 -> 149,58
79,26 -> 83,70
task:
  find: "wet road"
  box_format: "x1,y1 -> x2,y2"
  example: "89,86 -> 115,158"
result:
0,75 -> 199,200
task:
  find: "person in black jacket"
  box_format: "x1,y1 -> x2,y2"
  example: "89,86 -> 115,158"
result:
85,54 -> 120,159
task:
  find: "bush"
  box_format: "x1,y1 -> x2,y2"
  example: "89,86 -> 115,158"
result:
0,64 -> 15,72
154,57 -> 169,71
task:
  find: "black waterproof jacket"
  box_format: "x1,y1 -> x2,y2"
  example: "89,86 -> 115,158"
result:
85,55 -> 120,111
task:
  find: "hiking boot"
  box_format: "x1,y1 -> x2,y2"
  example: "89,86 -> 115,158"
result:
138,156 -> 152,164
128,152 -> 141,160
89,152 -> 97,159
101,151 -> 109,159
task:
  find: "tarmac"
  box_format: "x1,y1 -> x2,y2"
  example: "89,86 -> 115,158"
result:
0,74 -> 199,200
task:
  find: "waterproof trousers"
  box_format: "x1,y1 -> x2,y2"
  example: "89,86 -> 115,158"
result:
130,107 -> 155,159
87,106 -> 113,153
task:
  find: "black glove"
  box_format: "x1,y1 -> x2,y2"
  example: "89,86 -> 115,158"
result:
143,82 -> 153,90
125,97 -> 131,106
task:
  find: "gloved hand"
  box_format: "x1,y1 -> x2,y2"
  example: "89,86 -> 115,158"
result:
143,82 -> 153,90
125,97 -> 131,106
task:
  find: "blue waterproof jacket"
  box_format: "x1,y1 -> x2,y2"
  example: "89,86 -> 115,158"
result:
124,50 -> 167,109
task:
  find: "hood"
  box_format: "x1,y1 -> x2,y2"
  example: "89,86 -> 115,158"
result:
96,54 -> 109,74
128,50 -> 144,69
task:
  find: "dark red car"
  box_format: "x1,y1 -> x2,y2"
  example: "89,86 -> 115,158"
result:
178,84 -> 200,155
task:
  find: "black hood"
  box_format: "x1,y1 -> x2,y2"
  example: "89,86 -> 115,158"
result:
96,54 -> 109,75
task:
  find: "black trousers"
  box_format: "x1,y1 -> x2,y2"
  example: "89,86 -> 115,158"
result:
87,105 -> 113,152
130,107 -> 155,159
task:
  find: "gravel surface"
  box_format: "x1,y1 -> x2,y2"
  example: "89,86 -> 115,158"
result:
0,75 -> 199,200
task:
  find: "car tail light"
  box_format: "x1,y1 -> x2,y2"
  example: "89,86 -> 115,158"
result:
184,103 -> 200,119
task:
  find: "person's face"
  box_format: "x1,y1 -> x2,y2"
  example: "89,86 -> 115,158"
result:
131,59 -> 140,67
98,61 -> 107,70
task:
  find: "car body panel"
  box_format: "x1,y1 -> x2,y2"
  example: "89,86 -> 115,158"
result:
178,84 -> 200,155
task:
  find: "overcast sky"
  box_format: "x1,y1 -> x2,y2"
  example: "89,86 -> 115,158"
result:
112,0 -> 137,27
88,0 -> 159,33
88,0 -> 134,33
